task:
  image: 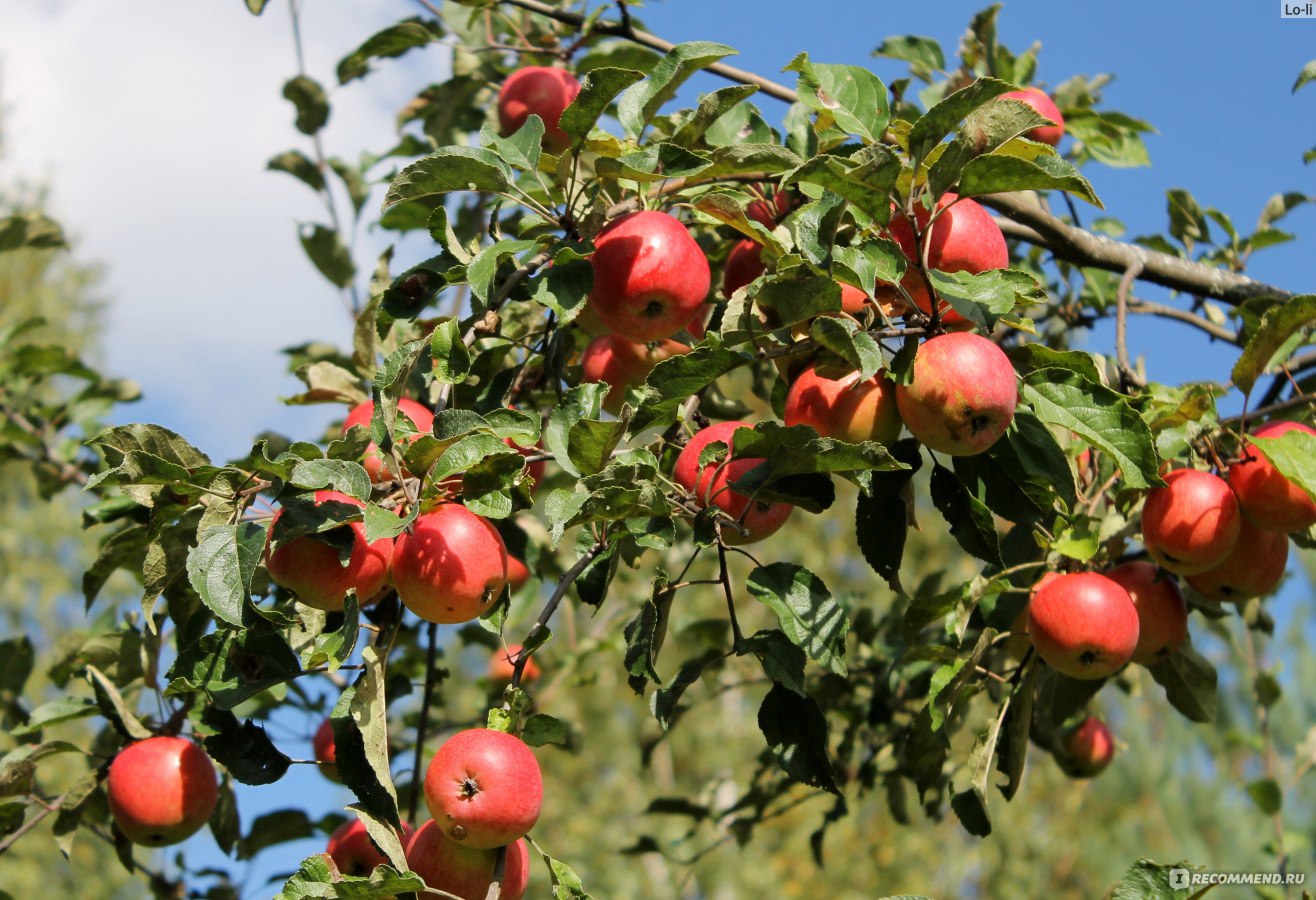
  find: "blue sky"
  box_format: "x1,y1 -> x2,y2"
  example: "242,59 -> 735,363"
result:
4,0 -> 1315,894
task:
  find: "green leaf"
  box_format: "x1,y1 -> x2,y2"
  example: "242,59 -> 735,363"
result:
282,75 -> 329,136
951,710 -> 1006,837
1232,295 -> 1316,395
928,267 -> 1046,330
558,67 -> 645,141
1249,430 -> 1316,504
482,115 -> 544,174
873,35 -> 945,77
202,708 -> 292,786
929,463 -> 1002,566
995,659 -> 1037,800
672,84 -> 760,147
1111,859 -> 1197,900
809,317 -> 883,380
267,150 -> 325,192
617,42 -> 737,138
0,212 -> 66,251
531,254 -> 592,323
784,53 -> 890,142
755,271 -> 842,327
1021,368 -> 1161,489
336,17 -> 442,84
567,416 -> 628,477
86,664 -> 152,740
741,629 -> 808,696
958,148 -> 1101,207
347,804 -> 408,872
630,347 -> 747,433
1294,60 -> 1316,93
299,224 -> 356,288
746,563 -> 848,676
8,698 -> 98,737
650,651 -> 722,730
1148,645 -> 1217,724
466,238 -> 536,308
382,147 -> 510,209
331,646 -> 400,829
275,857 -> 422,899
908,77 -> 1015,166
855,439 -> 922,592
187,522 -> 268,626
757,683 -> 839,794
522,714 -> 569,747
429,316 -> 470,385
88,423 -> 210,468
166,621 -> 302,710
783,145 -> 902,223
245,0 -> 269,14
289,459 -> 370,501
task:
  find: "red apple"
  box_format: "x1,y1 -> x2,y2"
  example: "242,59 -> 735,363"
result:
1000,87 -> 1065,146
1027,572 -> 1139,680
489,644 -> 541,684
506,556 -> 531,593
589,211 -> 711,341
1104,561 -> 1189,667
393,505 -> 509,624
1228,421 -> 1316,532
325,818 -> 415,878
313,718 -> 340,783
581,334 -> 689,414
1059,715 -> 1114,777
746,187 -> 792,229
673,421 -> 794,545
342,398 -> 435,484
886,194 -> 1009,325
406,821 -> 529,900
1141,469 -> 1241,575
266,490 -> 394,612
722,239 -> 767,297
424,729 -> 542,850
894,332 -> 1017,456
107,736 -> 218,846
497,66 -> 581,153
1185,517 -> 1289,602
784,364 -> 902,445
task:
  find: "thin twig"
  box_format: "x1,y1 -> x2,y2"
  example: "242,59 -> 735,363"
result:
0,793 -> 66,856
1220,392 -> 1316,429
408,621 -> 440,823
1126,298 -> 1239,344
1115,260 -> 1144,389
716,542 -> 744,649
510,540 -> 608,688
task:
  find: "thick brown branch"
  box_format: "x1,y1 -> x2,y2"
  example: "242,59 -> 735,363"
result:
984,193 -> 1293,307
495,0 -> 798,102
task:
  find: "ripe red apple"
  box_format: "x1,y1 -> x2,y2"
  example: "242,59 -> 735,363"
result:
1228,421 -> 1316,532
1059,715 -> 1114,778
894,332 -> 1017,456
1141,469 -> 1241,575
886,194 -> 1009,325
506,556 -> 531,593
1185,517 -> 1289,602
325,818 -> 416,878
266,490 -> 394,612
424,729 -> 543,849
673,421 -> 794,545
393,505 -> 509,624
497,66 -> 581,152
342,398 -> 435,484
107,736 -> 218,846
589,211 -> 711,341
581,334 -> 689,414
1027,572 -> 1139,680
722,239 -> 767,297
488,644 -> 541,684
1000,87 -> 1065,146
783,364 -> 902,445
313,718 -> 340,783
1104,561 -> 1188,667
406,821 -> 529,900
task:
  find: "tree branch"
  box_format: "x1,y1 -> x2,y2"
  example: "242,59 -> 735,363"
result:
1125,298 -> 1239,345
983,193 -> 1293,307
408,621 -> 440,823
510,540 -> 607,688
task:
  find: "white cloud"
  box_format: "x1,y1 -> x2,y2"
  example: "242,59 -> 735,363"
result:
0,0 -> 448,459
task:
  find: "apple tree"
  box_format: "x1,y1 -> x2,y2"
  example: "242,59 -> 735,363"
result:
2,1 -> 1316,897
